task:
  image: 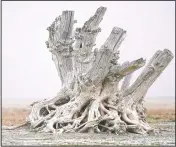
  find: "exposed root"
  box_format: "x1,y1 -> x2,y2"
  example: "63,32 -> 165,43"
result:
28,91 -> 154,135
27,92 -> 154,135
2,122 -> 28,130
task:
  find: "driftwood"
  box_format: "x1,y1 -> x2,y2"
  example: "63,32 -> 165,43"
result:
27,7 -> 174,134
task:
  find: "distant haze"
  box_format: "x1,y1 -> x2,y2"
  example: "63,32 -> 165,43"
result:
2,1 -> 175,103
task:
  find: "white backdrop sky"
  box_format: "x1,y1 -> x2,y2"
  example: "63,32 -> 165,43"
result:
2,1 -> 175,102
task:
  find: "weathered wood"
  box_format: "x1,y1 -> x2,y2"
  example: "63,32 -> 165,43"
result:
83,27 -> 126,87
72,7 -> 106,90
121,73 -> 133,91
74,7 -> 106,53
27,7 -> 174,135
46,11 -> 75,86
123,49 -> 174,100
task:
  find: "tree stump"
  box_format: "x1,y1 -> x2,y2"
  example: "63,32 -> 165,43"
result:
27,7 -> 174,134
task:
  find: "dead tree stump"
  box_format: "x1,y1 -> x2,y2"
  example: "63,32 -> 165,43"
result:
27,7 -> 174,134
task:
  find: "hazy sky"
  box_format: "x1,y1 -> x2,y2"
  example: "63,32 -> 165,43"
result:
2,1 -> 175,102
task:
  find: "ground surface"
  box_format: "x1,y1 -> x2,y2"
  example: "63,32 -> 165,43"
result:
2,122 -> 175,146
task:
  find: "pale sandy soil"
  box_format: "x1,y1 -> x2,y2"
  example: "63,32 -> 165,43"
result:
2,122 -> 175,146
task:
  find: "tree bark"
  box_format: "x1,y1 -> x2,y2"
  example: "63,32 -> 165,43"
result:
27,7 -> 174,134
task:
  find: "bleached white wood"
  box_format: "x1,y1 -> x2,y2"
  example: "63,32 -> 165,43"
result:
27,7 -> 174,135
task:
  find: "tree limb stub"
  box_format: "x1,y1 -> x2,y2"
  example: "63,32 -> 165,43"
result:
46,11 -> 75,86
123,49 -> 174,100
83,27 -> 127,87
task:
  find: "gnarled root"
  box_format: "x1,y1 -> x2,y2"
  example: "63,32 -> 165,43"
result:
27,91 -> 153,135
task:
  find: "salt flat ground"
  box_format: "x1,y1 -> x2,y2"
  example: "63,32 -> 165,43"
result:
2,122 -> 175,146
